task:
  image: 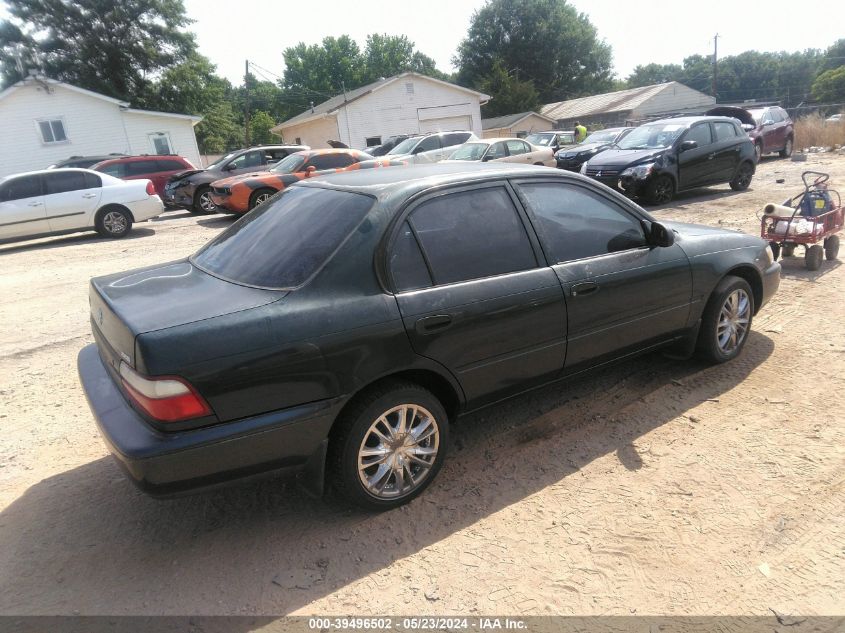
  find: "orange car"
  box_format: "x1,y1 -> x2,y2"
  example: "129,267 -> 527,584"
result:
209,149 -> 404,214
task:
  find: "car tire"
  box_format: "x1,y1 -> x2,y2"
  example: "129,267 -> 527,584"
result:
805,244 -> 824,270
192,186 -> 217,214
645,174 -> 674,205
782,243 -> 796,257
328,380 -> 449,511
95,206 -> 133,238
754,141 -> 763,162
248,188 -> 277,210
779,137 -> 794,158
824,235 -> 839,261
697,275 -> 754,364
729,162 -> 754,191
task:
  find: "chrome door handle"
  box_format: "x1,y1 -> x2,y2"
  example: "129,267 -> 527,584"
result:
27,201 -> 43,207
82,193 -> 97,199
708,153 -> 716,160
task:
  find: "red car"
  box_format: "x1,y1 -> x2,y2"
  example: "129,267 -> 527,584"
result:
92,155 -> 196,200
708,106 -> 794,161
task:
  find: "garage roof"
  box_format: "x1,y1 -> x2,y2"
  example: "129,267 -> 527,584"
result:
272,72 -> 490,132
481,111 -> 555,130
541,82 -> 678,120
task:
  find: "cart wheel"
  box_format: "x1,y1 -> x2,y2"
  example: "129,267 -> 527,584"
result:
782,244 -> 795,257
824,235 -> 840,261
805,244 -> 824,271
769,241 -> 781,261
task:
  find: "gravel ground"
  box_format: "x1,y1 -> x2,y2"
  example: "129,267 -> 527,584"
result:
0,155 -> 843,617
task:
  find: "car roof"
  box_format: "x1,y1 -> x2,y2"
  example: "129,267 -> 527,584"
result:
472,137 -> 529,144
296,162 -> 561,199
294,148 -> 371,157
95,154 -> 188,164
0,167 -> 101,182
646,115 -> 740,126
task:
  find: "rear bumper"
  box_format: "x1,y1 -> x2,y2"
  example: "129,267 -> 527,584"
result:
77,344 -> 342,497
130,196 -> 165,222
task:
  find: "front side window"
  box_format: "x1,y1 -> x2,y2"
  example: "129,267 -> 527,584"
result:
192,186 -> 374,289
126,160 -> 159,176
387,137 -> 422,155
45,171 -> 88,195
685,123 -> 713,147
407,186 -> 536,285
155,159 -> 188,172
265,149 -> 289,162
38,119 -> 67,144
228,150 -> 263,170
0,175 -> 42,201
449,143 -> 487,161
487,142 -> 508,160
517,182 -> 646,263
415,136 -> 441,153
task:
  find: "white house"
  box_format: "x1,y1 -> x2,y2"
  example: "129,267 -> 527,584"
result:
481,111 -> 557,138
0,76 -> 203,177
541,82 -> 716,129
271,72 -> 490,149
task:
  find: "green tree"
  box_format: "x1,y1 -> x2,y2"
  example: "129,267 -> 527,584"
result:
282,35 -> 363,96
626,63 -> 684,88
249,110 -> 277,145
360,33 -> 446,83
143,53 -> 231,114
0,0 -> 195,98
454,0 -> 614,103
478,59 -> 540,116
195,101 -> 241,154
819,39 -> 845,73
812,66 -> 845,102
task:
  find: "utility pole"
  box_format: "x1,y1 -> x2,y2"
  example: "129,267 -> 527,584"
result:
244,59 -> 251,146
712,34 -> 719,101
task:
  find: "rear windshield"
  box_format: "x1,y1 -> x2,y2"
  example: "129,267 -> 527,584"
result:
191,186 -> 374,289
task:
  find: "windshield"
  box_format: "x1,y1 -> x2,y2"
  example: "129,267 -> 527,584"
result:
617,123 -> 686,150
270,154 -> 307,174
387,137 -> 421,155
525,133 -> 553,147
206,152 -> 237,170
192,186 -> 374,289
448,143 -> 488,161
583,130 -> 619,144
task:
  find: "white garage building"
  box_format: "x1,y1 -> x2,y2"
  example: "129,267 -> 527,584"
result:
271,72 -> 490,150
0,75 -> 202,178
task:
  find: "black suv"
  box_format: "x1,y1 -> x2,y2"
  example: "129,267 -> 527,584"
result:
78,163 -> 780,510
582,116 -> 757,204
47,154 -> 126,169
163,144 -> 308,213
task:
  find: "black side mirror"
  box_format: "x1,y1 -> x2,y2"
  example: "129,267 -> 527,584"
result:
679,140 -> 698,152
224,163 -> 237,171
649,222 -> 675,247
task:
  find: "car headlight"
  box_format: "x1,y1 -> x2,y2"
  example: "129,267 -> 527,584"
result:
620,163 -> 655,179
764,244 -> 775,266
579,162 -> 588,175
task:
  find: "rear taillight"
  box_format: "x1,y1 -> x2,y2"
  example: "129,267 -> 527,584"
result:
119,362 -> 211,423
145,181 -> 156,196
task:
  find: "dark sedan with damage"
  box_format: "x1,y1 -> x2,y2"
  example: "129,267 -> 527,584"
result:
78,163 -> 780,510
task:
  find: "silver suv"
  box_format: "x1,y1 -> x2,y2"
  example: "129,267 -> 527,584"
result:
386,131 -> 477,164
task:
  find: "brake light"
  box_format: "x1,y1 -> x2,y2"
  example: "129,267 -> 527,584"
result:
119,362 -> 211,422
145,181 -> 156,196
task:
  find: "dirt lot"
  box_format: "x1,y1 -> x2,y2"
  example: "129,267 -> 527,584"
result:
1,156 -> 843,618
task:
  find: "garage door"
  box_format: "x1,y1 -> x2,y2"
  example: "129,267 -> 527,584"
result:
418,115 -> 472,134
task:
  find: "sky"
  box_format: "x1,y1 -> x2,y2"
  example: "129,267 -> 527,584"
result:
180,0 -> 845,86
2,0 -> 844,86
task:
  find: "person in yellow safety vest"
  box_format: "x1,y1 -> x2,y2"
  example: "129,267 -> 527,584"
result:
574,121 -> 587,143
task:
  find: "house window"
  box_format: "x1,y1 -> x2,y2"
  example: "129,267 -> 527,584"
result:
405,82 -> 414,95
37,119 -> 67,144
295,137 -> 302,144
148,132 -> 173,155
365,136 -> 382,147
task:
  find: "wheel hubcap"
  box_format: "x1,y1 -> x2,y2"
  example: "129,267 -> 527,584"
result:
737,168 -> 751,187
717,289 -> 751,354
255,193 -> 271,205
357,404 -> 440,499
199,192 -> 216,211
655,181 -> 671,203
103,212 -> 126,234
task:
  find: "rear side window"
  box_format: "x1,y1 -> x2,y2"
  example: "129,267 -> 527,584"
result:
45,171 -> 88,194
126,160 -> 159,176
0,175 -> 42,201
441,132 -> 470,147
713,122 -> 738,141
415,136 -> 441,153
192,186 -> 374,289
389,222 -> 432,292
517,182 -> 646,262
408,186 -> 536,285
83,173 -> 102,188
155,159 -> 187,171
506,140 -> 528,155
487,142 -> 508,159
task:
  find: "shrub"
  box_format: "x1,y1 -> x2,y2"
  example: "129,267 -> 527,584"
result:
793,112 -> 845,150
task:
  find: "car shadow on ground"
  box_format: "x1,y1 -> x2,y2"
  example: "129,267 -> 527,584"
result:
197,214 -> 238,229
0,228 -> 156,256
0,333 -> 774,616
648,186 -> 749,210
775,255 -> 841,280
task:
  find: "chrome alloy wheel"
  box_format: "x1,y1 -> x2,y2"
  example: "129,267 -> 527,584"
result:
357,404 -> 440,499
254,192 -> 273,206
717,288 -> 751,354
103,211 -> 127,234
199,191 -> 217,212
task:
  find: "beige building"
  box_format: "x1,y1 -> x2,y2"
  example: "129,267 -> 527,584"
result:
480,111 -> 556,138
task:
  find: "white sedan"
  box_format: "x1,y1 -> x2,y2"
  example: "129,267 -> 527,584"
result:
0,168 -> 163,244
443,137 -> 556,167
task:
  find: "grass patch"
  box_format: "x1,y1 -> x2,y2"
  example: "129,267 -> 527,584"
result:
794,112 -> 845,150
